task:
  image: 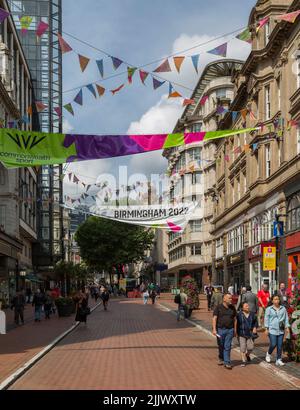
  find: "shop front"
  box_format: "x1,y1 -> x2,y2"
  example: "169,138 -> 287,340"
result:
226,252 -> 245,294
214,259 -> 224,287
285,231 -> 300,291
248,241 -> 276,294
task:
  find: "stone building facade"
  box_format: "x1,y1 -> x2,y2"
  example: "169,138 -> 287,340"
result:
0,0 -> 36,304
212,0 -> 300,294
162,59 -> 244,290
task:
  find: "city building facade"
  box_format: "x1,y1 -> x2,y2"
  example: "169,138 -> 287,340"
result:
212,0 -> 300,294
162,59 -> 244,290
8,0 -> 64,285
0,0 -> 37,303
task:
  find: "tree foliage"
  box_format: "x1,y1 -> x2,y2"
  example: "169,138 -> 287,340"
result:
75,217 -> 155,272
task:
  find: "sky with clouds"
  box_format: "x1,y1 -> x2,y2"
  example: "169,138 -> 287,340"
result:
62,0 -> 255,197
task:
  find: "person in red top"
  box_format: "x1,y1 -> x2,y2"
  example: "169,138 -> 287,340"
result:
257,284 -> 270,329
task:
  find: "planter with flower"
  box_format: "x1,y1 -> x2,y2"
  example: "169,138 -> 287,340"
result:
181,276 -> 200,318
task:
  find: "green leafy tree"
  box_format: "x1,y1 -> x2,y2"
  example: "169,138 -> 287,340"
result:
75,217 -> 154,279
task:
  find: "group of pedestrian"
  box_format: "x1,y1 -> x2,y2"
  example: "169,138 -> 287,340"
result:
141,282 -> 159,305
212,282 -> 290,369
11,288 -> 57,325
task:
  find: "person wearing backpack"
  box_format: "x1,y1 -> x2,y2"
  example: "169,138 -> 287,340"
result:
175,288 -> 187,321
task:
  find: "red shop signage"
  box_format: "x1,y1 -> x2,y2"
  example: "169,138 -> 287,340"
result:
248,242 -> 275,260
286,231 -> 300,250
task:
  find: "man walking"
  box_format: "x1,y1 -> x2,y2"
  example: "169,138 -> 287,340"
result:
11,290 -> 25,325
176,288 -> 188,321
274,282 -> 290,309
240,286 -> 258,314
212,293 -> 237,369
101,287 -> 110,311
205,284 -> 214,311
257,284 -> 270,329
32,289 -> 45,322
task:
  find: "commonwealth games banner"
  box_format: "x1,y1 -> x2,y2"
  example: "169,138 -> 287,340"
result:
63,202 -> 198,232
0,127 -> 258,168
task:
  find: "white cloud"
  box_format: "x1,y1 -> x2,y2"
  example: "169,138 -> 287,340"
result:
62,118 -> 74,134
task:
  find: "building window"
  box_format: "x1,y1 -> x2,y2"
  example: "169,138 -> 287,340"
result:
188,147 -> 201,161
227,226 -> 244,254
265,20 -> 270,46
191,123 -> 202,133
287,193 -> 300,232
277,77 -> 281,110
265,85 -> 271,120
237,178 -> 241,201
192,172 -> 202,185
191,244 -> 201,255
0,205 -> 6,230
215,238 -> 224,259
298,127 -> 300,155
190,220 -> 202,232
266,144 -> 271,178
243,172 -> 247,194
216,88 -> 227,99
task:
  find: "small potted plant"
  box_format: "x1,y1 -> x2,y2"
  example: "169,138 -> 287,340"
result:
55,297 -> 74,317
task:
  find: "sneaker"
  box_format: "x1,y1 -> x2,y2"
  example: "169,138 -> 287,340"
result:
218,360 -> 224,366
224,364 -> 232,370
246,353 -> 251,362
265,352 -> 271,363
275,359 -> 285,366
241,362 -> 246,367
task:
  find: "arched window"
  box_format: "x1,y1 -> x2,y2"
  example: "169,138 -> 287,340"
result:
287,193 -> 300,232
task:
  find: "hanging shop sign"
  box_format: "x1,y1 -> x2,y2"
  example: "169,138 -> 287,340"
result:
262,246 -> 276,271
0,127 -> 257,168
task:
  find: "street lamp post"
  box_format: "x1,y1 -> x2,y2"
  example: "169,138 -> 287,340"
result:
274,213 -> 285,290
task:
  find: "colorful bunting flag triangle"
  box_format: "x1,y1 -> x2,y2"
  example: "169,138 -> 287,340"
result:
169,91 -> 182,98
191,54 -> 199,73
96,84 -> 105,97
256,17 -> 269,33
111,84 -> 125,95
173,56 -> 185,73
200,95 -> 208,105
276,10 -> 300,23
96,59 -> 104,77
36,21 -> 49,37
64,103 -> 74,116
111,56 -> 123,70
139,70 -> 149,85
127,67 -> 137,84
153,59 -> 172,73
236,28 -> 252,43
78,54 -> 90,72
19,16 -> 33,35
57,33 -> 73,54
153,77 -> 166,90
86,84 -> 97,98
36,101 -> 47,112
207,42 -> 227,57
0,7 -> 10,23
74,89 -> 83,105
182,99 -> 195,107
54,107 -> 62,117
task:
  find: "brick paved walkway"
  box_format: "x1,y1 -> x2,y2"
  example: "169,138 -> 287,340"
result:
8,298 -> 296,390
0,298 -> 100,384
159,294 -> 300,382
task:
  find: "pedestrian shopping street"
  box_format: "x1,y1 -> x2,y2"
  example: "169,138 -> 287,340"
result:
3,297 -> 296,390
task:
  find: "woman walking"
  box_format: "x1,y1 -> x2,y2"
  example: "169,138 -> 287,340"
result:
101,287 -> 110,311
44,291 -> 53,319
265,295 -> 290,366
237,302 -> 258,367
75,290 -> 89,325
142,289 -> 149,305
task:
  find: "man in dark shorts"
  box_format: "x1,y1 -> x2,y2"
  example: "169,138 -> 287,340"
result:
212,293 -> 237,369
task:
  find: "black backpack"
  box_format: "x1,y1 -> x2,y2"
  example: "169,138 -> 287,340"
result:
174,294 -> 181,304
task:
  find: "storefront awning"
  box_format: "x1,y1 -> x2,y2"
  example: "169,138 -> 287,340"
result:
25,274 -> 43,283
